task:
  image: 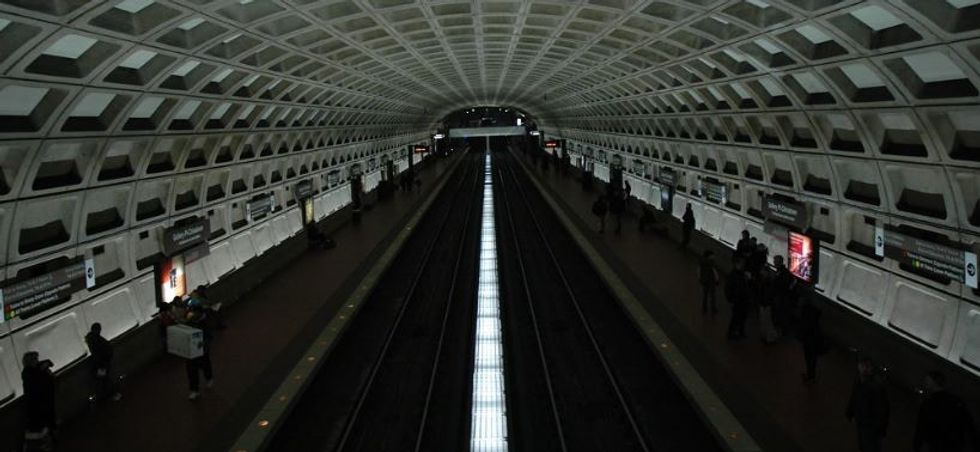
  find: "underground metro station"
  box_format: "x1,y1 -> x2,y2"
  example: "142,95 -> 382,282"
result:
0,1 -> 978,451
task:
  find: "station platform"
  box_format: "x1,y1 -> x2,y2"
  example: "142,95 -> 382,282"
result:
518,152 -> 922,452
49,157 -> 455,452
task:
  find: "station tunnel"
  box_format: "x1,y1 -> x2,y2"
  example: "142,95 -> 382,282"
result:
0,1 -> 978,451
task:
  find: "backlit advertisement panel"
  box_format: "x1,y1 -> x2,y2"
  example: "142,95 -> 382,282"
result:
788,232 -> 819,283
160,255 -> 187,303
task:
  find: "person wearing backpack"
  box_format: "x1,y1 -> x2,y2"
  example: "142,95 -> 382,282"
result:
592,195 -> 608,233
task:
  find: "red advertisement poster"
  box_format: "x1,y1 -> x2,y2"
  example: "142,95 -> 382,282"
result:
160,255 -> 187,303
788,232 -> 818,283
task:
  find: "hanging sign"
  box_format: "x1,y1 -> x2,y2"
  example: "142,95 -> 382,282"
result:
247,195 -> 276,221
762,196 -> 807,230
704,179 -> 728,204
294,179 -> 314,201
876,225 -> 978,288
659,167 -> 676,187
162,218 -> 210,257
0,257 -> 96,322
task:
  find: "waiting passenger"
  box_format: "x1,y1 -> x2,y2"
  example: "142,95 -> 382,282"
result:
771,255 -> 797,336
21,352 -> 57,445
799,294 -> 824,384
185,306 -> 215,401
725,258 -> 751,340
591,195 -> 608,233
609,191 -> 626,235
85,323 -> 122,403
756,269 -> 778,344
847,356 -> 890,452
623,180 -> 632,213
914,371 -> 977,452
698,250 -> 719,315
735,230 -> 753,261
680,204 -> 696,249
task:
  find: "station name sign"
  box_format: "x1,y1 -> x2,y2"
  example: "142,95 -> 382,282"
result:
0,257 -> 95,322
162,218 -> 210,257
762,196 -> 807,230
294,179 -> 314,201
704,179 -> 728,205
875,225 -> 978,289
659,167 -> 676,187
247,195 -> 276,221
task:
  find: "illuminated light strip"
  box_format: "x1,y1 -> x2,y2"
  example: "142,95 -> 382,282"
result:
470,151 -> 509,452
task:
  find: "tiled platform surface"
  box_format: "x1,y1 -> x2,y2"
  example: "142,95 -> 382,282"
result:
52,157 -> 455,452
521,153 -> 921,452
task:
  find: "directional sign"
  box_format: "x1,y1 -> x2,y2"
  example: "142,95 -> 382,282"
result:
879,225 -> 978,288
0,257 -> 96,322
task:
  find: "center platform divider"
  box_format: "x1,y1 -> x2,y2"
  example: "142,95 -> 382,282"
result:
228,152 -> 468,452
510,149 -> 763,452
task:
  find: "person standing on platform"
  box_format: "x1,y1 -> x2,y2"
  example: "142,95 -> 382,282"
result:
735,230 -> 753,262
85,323 -> 122,403
681,204 -> 696,249
184,306 -> 215,401
914,371 -> 977,452
757,270 -> 778,344
799,295 -> 823,383
771,255 -> 796,337
624,180 -> 632,214
725,259 -> 751,339
21,352 -> 57,444
592,195 -> 608,233
847,356 -> 890,452
698,250 -> 719,315
610,191 -> 626,235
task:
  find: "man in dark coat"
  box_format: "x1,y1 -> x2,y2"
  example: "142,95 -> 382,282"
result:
85,323 -> 121,402
699,250 -> 719,315
681,204 -> 696,249
609,191 -> 626,235
725,259 -> 751,339
799,296 -> 823,383
21,352 -> 56,436
914,371 -> 977,452
847,357 -> 890,452
592,195 -> 608,233
735,230 -> 753,262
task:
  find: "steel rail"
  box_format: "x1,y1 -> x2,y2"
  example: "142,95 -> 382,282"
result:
333,155 -> 481,452
495,152 -> 569,452
501,151 -> 652,452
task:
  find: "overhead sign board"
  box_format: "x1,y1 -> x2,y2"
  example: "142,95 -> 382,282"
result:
704,179 -> 728,204
876,225 -> 978,288
659,167 -> 676,187
762,196 -> 807,230
162,218 -> 210,257
294,179 -> 314,201
247,195 -> 276,222
0,257 -> 95,322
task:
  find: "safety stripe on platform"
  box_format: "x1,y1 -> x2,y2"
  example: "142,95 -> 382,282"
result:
512,152 -> 763,452
228,154 -> 467,452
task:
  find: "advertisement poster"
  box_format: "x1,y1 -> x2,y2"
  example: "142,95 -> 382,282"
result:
303,197 -> 315,225
160,255 -> 187,303
788,232 -> 818,283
